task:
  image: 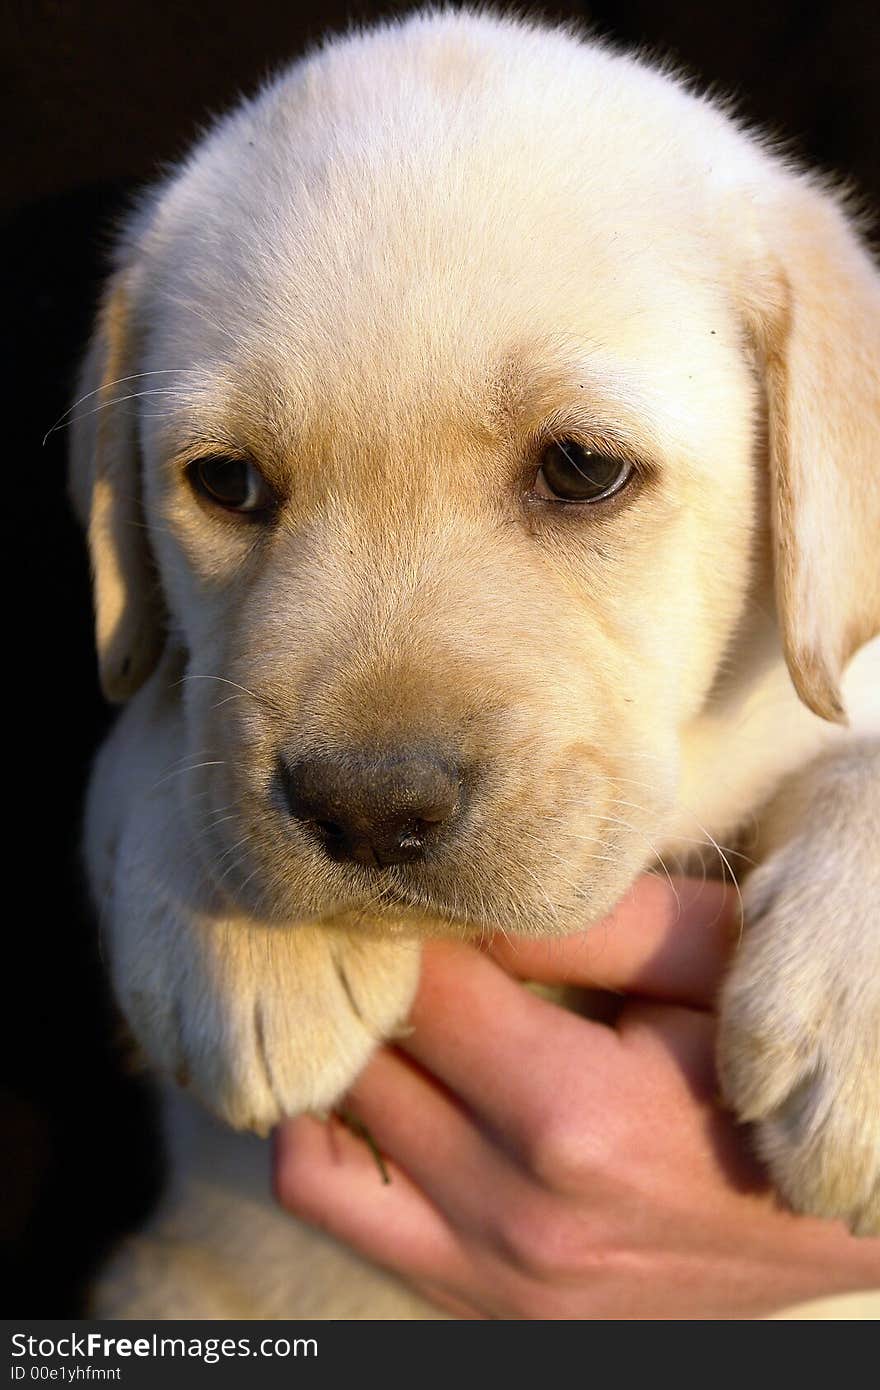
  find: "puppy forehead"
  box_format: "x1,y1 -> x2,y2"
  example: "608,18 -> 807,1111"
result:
138,17 -> 750,464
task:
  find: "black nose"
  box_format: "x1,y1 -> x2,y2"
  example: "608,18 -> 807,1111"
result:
280,748 -> 464,867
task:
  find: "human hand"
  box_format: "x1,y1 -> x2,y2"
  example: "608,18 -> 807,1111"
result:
273,876 -> 880,1318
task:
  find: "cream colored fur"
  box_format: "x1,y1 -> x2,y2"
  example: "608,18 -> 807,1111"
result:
70,9 -> 880,1318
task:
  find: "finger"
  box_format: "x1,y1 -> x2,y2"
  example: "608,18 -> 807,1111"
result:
341,1046 -> 527,1242
408,1281 -> 487,1319
617,1000 -> 772,1192
618,999 -> 719,1098
487,874 -> 739,1007
273,1112 -> 466,1288
402,940 -> 626,1155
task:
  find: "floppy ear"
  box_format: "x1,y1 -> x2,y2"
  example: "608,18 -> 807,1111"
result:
69,274 -> 165,702
740,177 -> 880,722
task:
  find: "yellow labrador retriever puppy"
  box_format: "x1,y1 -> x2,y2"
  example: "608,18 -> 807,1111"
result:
70,9 -> 879,1317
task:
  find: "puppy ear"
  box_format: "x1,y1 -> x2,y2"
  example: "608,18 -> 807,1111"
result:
741,178 -> 880,722
69,274 -> 165,702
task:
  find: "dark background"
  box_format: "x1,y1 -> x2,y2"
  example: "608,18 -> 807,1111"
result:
4,0 -> 879,1315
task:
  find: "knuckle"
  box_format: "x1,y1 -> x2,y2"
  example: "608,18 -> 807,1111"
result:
495,1198 -> 589,1282
525,1111 -> 599,1193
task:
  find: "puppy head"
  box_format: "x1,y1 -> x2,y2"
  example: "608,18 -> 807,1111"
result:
70,13 -> 880,936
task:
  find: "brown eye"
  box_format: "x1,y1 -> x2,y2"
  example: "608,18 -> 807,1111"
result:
535,440 -> 634,503
190,455 -> 277,514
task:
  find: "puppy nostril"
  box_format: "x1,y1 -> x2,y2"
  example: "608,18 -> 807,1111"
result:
398,817 -> 433,847
314,818 -> 344,841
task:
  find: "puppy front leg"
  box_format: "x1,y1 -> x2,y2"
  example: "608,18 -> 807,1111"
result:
718,739 -> 879,1235
86,669 -> 420,1133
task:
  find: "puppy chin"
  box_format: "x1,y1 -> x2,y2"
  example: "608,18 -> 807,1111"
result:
197,805 -> 653,939
324,858 -> 645,943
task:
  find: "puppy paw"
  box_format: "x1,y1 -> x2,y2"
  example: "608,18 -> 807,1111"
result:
122,909 -> 419,1134
718,846 -> 880,1236
110,814 -> 419,1133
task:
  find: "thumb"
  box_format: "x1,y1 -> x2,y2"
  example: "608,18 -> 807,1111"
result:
486,874 -> 740,1008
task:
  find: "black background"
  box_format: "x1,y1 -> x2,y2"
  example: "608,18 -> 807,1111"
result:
3,0 -> 879,1316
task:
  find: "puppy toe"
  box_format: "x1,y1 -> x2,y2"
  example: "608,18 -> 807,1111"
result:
720,985 -> 880,1235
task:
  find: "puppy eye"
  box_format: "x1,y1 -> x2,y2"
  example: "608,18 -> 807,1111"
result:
534,440 -> 634,503
189,455 -> 277,515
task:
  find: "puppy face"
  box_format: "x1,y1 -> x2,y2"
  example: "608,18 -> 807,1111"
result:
71,13 -> 880,938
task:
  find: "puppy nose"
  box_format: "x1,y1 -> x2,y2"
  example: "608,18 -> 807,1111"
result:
280,749 -> 463,867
